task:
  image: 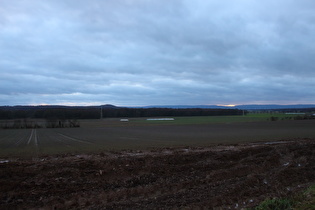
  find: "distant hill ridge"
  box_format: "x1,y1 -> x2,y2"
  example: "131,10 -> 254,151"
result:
0,104 -> 118,110
141,104 -> 315,110
1,104 -> 315,111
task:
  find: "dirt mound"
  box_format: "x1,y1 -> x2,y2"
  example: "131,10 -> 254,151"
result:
1,139 -> 314,209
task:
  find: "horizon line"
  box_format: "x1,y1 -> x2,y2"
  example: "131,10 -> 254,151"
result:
2,103 -> 315,107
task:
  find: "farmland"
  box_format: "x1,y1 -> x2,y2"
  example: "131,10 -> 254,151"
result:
0,114 -> 315,157
1,114 -> 315,209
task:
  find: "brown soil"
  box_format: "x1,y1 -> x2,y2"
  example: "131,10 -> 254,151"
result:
1,139 -> 314,209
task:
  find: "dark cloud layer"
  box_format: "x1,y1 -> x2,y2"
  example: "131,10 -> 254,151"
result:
1,0 -> 315,106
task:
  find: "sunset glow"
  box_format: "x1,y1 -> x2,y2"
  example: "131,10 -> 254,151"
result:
219,105 -> 236,107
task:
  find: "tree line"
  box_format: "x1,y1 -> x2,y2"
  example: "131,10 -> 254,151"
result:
0,105 -> 245,120
0,108 -> 100,119
0,118 -> 80,129
101,108 -> 244,118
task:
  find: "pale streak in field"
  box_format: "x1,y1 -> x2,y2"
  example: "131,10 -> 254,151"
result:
119,137 -> 139,140
15,137 -> 25,146
15,130 -> 31,146
34,129 -> 38,147
34,129 -> 39,155
55,138 -> 72,148
27,129 -> 35,145
14,140 -> 19,146
57,133 -> 94,145
118,136 -> 174,143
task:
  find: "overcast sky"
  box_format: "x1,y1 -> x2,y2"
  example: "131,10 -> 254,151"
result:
1,0 -> 315,106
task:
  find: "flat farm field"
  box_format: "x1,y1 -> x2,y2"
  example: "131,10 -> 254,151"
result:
1,115 -> 315,209
0,115 -> 315,157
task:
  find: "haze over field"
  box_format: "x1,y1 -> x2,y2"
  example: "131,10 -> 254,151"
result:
1,0 -> 315,106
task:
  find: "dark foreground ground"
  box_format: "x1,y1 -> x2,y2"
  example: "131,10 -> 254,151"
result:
1,139 -> 314,209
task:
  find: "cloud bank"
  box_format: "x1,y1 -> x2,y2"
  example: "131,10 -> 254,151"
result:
1,0 -> 315,106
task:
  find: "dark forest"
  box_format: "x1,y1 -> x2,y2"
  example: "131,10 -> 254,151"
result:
0,105 -> 245,119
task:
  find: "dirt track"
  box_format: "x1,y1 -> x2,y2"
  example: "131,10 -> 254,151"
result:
1,139 -> 314,209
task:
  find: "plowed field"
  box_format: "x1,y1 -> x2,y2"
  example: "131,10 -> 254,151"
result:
1,139 -> 314,209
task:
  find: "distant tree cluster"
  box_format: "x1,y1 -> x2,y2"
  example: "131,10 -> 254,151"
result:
0,106 -> 89,129
45,118 -> 80,128
0,118 -> 80,129
0,105 -> 245,121
0,119 -> 42,129
101,108 -> 244,118
0,106 -> 100,120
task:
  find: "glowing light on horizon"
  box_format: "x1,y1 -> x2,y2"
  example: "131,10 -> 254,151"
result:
219,104 -> 236,107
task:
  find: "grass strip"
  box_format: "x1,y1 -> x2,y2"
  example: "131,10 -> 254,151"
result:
253,184 -> 315,210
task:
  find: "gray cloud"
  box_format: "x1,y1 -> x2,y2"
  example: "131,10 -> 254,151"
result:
1,0 -> 315,106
